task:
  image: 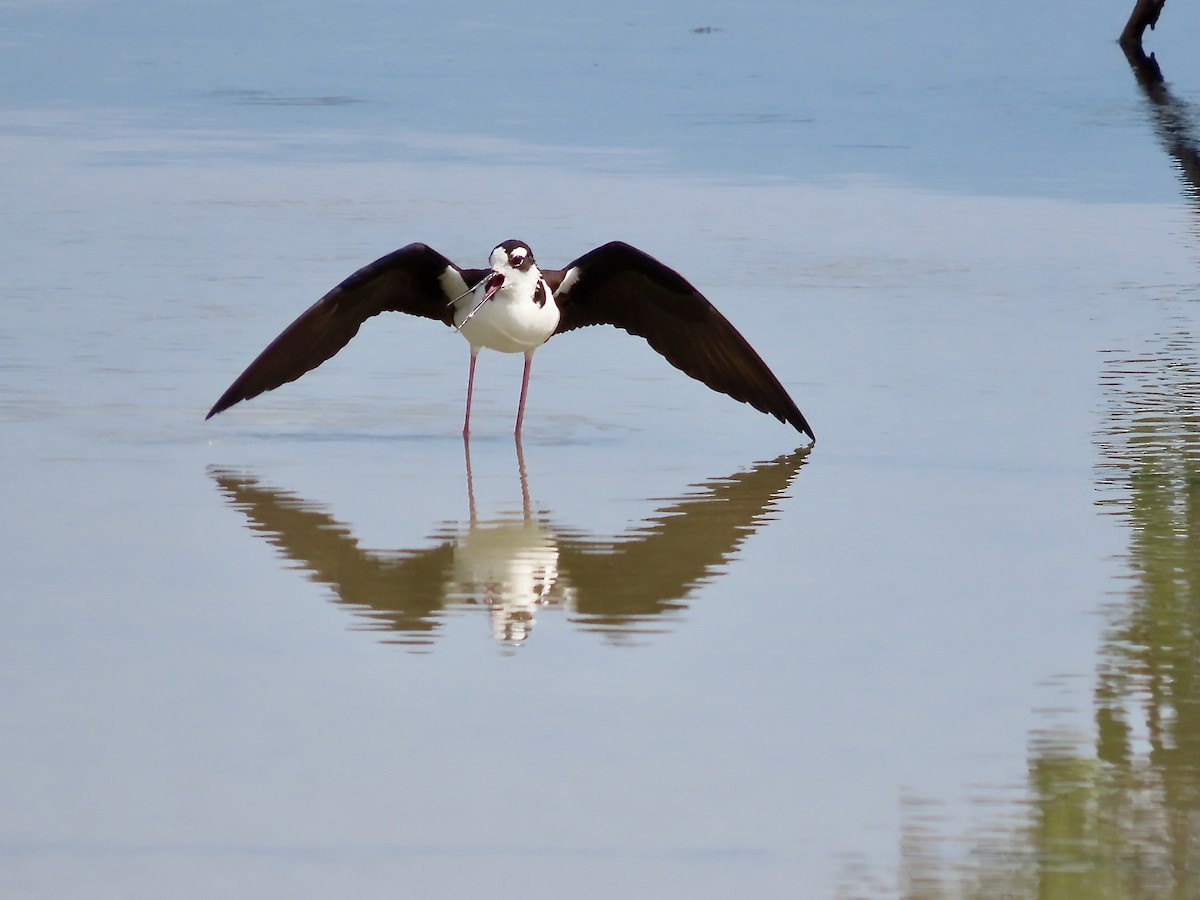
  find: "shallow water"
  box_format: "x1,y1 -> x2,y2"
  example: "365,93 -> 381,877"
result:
2,1 -> 1199,897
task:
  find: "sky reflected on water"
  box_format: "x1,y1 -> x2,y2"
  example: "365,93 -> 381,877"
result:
1,1 -> 1199,897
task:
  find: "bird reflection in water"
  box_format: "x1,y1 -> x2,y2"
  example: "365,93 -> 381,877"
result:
210,442 -> 807,650
452,440 -> 563,643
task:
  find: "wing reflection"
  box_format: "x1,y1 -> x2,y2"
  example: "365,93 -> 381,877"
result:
210,443 -> 807,650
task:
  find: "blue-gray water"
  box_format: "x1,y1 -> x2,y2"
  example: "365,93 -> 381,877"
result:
2,1 -> 1198,897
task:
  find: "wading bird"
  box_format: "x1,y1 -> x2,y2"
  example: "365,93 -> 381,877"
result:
206,240 -> 813,440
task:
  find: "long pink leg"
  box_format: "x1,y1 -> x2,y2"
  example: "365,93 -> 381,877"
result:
462,350 -> 479,438
514,350 -> 534,437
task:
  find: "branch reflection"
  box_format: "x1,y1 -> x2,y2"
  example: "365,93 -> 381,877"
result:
862,45 -> 1200,893
210,442 -> 807,650
875,335 -> 1200,896
1120,17 -> 1200,216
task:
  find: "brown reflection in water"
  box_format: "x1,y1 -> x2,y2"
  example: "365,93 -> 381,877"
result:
210,442 -> 807,651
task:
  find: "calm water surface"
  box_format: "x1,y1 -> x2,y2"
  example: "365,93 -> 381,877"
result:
2,1 -> 1199,897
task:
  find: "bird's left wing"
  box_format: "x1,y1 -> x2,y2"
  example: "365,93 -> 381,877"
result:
558,449 -> 808,629
207,243 -> 488,418
544,241 -> 814,439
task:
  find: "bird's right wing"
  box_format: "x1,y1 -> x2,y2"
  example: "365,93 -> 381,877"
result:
207,243 -> 488,418
210,468 -> 456,643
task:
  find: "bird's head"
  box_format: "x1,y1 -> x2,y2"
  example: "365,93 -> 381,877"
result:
482,240 -> 539,301
489,239 -> 537,273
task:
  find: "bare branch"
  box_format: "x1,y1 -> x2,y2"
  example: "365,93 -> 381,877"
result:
1120,0 -> 1167,51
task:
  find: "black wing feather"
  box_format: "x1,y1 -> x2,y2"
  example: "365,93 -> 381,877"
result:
207,243 -> 480,419
548,241 -> 813,439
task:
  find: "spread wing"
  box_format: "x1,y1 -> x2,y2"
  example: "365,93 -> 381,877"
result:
557,449 -> 808,631
210,469 -> 455,644
544,241 -> 813,439
206,243 -> 488,419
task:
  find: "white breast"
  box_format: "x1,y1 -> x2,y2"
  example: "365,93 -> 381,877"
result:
454,268 -> 560,354
446,518 -> 561,644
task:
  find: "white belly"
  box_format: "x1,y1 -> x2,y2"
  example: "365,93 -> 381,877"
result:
455,280 -> 560,354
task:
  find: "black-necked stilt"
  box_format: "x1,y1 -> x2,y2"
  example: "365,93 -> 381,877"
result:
206,239 -> 814,440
